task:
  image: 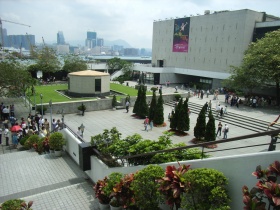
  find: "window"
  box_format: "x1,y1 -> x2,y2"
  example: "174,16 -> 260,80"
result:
95,79 -> 101,91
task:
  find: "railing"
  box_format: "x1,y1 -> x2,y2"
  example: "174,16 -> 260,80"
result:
63,123 -> 85,143
120,129 -> 280,161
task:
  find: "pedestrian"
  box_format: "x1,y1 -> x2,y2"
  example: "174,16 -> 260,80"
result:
149,119 -> 153,131
39,117 -> 44,130
223,124 -> 229,139
77,127 -> 82,137
167,81 -> 170,87
206,89 -> 210,98
44,118 -> 50,133
4,127 -> 9,146
201,90 -> 204,99
208,100 -> 212,111
175,86 -> 178,92
52,119 -> 57,132
216,122 -> 222,137
12,132 -> 18,149
216,104 -> 221,117
144,116 -> 149,132
125,101 -> 130,113
224,105 -> 228,114
220,107 -> 224,118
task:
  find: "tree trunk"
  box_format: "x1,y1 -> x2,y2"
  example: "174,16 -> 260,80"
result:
276,82 -> 280,106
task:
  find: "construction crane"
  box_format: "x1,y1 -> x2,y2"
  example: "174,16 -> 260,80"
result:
0,18 -> 31,50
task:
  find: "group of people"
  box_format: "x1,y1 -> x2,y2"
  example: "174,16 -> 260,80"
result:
143,116 -> 153,132
0,103 -> 63,149
216,122 -> 229,139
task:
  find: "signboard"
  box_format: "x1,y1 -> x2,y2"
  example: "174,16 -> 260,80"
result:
172,17 -> 190,52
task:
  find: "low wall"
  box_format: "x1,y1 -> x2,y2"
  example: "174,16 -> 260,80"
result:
61,129 -> 81,165
87,150 -> 280,210
40,92 -> 191,114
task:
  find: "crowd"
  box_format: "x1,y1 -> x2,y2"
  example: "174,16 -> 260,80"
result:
0,102 -> 63,149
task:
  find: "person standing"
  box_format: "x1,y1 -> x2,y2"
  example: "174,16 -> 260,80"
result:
0,127 -> 2,145
220,107 -> 224,118
206,90 -> 210,98
4,127 -> 10,146
223,124 -> 229,139
12,132 -> 18,149
44,118 -> 50,133
216,122 -> 223,137
125,101 -> 130,113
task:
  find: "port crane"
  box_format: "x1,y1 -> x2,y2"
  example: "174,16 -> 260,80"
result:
0,18 -> 31,50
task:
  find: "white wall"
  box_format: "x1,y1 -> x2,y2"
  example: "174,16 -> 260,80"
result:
87,150 -> 280,210
61,129 -> 81,165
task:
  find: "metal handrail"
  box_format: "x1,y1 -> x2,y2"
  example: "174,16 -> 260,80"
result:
63,123 -> 85,143
120,129 -> 280,160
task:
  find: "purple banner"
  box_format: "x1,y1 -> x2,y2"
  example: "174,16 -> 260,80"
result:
172,17 -> 190,52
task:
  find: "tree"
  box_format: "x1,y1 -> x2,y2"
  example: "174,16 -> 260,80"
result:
133,85 -> 142,114
34,45 -> 61,77
122,62 -> 134,79
148,90 -> 157,121
154,89 -> 164,125
0,59 -> 33,97
170,98 -> 182,130
62,55 -> 87,72
205,110 -> 216,142
137,85 -> 149,118
227,29 -> 280,104
177,98 -> 190,132
106,57 -> 125,74
194,106 -> 207,140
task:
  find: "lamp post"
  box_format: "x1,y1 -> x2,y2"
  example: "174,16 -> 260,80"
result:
49,100 -> 52,132
80,123 -> 85,137
40,93 -> 43,118
61,109 -> 64,128
34,88 -> 36,115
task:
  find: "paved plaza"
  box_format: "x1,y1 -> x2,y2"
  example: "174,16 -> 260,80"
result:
0,82 -> 280,209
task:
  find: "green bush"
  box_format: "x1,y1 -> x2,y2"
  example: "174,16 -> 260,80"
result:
20,135 -> 30,146
112,95 -> 117,107
131,165 -> 164,210
174,94 -> 181,101
0,199 -> 32,210
49,132 -> 65,151
181,168 -> 231,210
24,135 -> 39,149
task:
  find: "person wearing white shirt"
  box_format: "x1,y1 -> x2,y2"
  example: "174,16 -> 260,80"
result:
4,128 -> 10,146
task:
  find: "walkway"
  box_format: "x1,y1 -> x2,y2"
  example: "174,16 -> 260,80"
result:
0,83 -> 279,209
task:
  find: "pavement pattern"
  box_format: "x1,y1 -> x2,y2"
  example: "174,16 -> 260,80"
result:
0,81 -> 279,209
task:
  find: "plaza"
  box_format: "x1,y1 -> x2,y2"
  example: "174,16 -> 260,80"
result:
0,82 -> 280,209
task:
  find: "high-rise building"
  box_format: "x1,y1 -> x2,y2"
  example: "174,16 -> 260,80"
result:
57,31 -> 65,45
85,31 -> 97,49
124,48 -> 139,56
5,34 -> 35,50
97,38 -> 104,47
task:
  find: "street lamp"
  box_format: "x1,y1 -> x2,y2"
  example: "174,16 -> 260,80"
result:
80,123 -> 85,137
40,93 -> 43,118
34,88 -> 36,115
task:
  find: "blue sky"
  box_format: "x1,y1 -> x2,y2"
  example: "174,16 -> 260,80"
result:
1,0 -> 280,48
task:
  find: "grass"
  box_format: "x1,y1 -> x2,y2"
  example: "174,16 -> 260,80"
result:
26,83 -> 152,104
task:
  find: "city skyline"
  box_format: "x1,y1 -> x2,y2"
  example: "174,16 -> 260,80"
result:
1,0 -> 280,49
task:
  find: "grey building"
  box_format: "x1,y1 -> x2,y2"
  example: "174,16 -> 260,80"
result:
57,31 -> 65,45
137,9 -> 280,88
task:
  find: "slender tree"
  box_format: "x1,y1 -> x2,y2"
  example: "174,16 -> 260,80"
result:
205,110 -> 216,142
170,98 -> 182,130
154,89 -> 164,125
133,85 -> 142,114
194,106 -> 207,140
177,98 -> 190,132
148,90 -> 157,121
137,85 -> 149,118
170,110 -> 176,129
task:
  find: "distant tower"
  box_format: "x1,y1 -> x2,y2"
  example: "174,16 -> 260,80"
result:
97,38 -> 104,47
85,31 -> 97,48
57,31 -> 65,45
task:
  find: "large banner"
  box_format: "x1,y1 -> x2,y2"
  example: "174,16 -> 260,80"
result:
172,17 -> 190,52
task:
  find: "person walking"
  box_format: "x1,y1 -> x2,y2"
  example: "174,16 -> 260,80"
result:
125,101 -> 130,113
149,119 -> 153,131
12,132 -> 18,149
144,116 -> 149,132
223,124 -> 229,139
216,122 -> 223,137
220,107 -> 224,118
4,127 -> 10,146
208,100 -> 212,111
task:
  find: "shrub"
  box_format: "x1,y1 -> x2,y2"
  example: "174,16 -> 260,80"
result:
24,135 -> 39,149
20,135 -> 30,146
0,199 -> 33,210
112,95 -> 117,108
49,132 -> 65,151
174,94 -> 181,101
77,104 -> 86,111
181,168 -> 231,210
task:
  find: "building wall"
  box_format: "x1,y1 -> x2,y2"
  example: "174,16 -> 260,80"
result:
152,9 -> 264,74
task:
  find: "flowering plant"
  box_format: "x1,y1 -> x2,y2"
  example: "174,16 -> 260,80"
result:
242,160 -> 280,210
93,177 -> 111,204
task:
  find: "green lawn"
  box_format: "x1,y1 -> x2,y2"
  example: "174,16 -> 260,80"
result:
27,83 -> 152,104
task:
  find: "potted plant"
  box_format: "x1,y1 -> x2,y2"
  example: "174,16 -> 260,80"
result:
94,177 -> 111,209
112,173 -> 136,209
131,165 -> 165,210
158,163 -> 190,210
242,160 -> 280,209
0,199 -> 33,210
49,132 -> 65,157
24,134 -> 39,150
180,168 -> 231,210
112,95 -> 117,110
33,137 -> 45,155
77,103 -> 86,116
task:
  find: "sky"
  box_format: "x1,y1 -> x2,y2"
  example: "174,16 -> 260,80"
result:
1,0 -> 280,49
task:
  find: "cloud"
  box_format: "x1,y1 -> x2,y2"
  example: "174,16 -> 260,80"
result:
0,0 -> 279,48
